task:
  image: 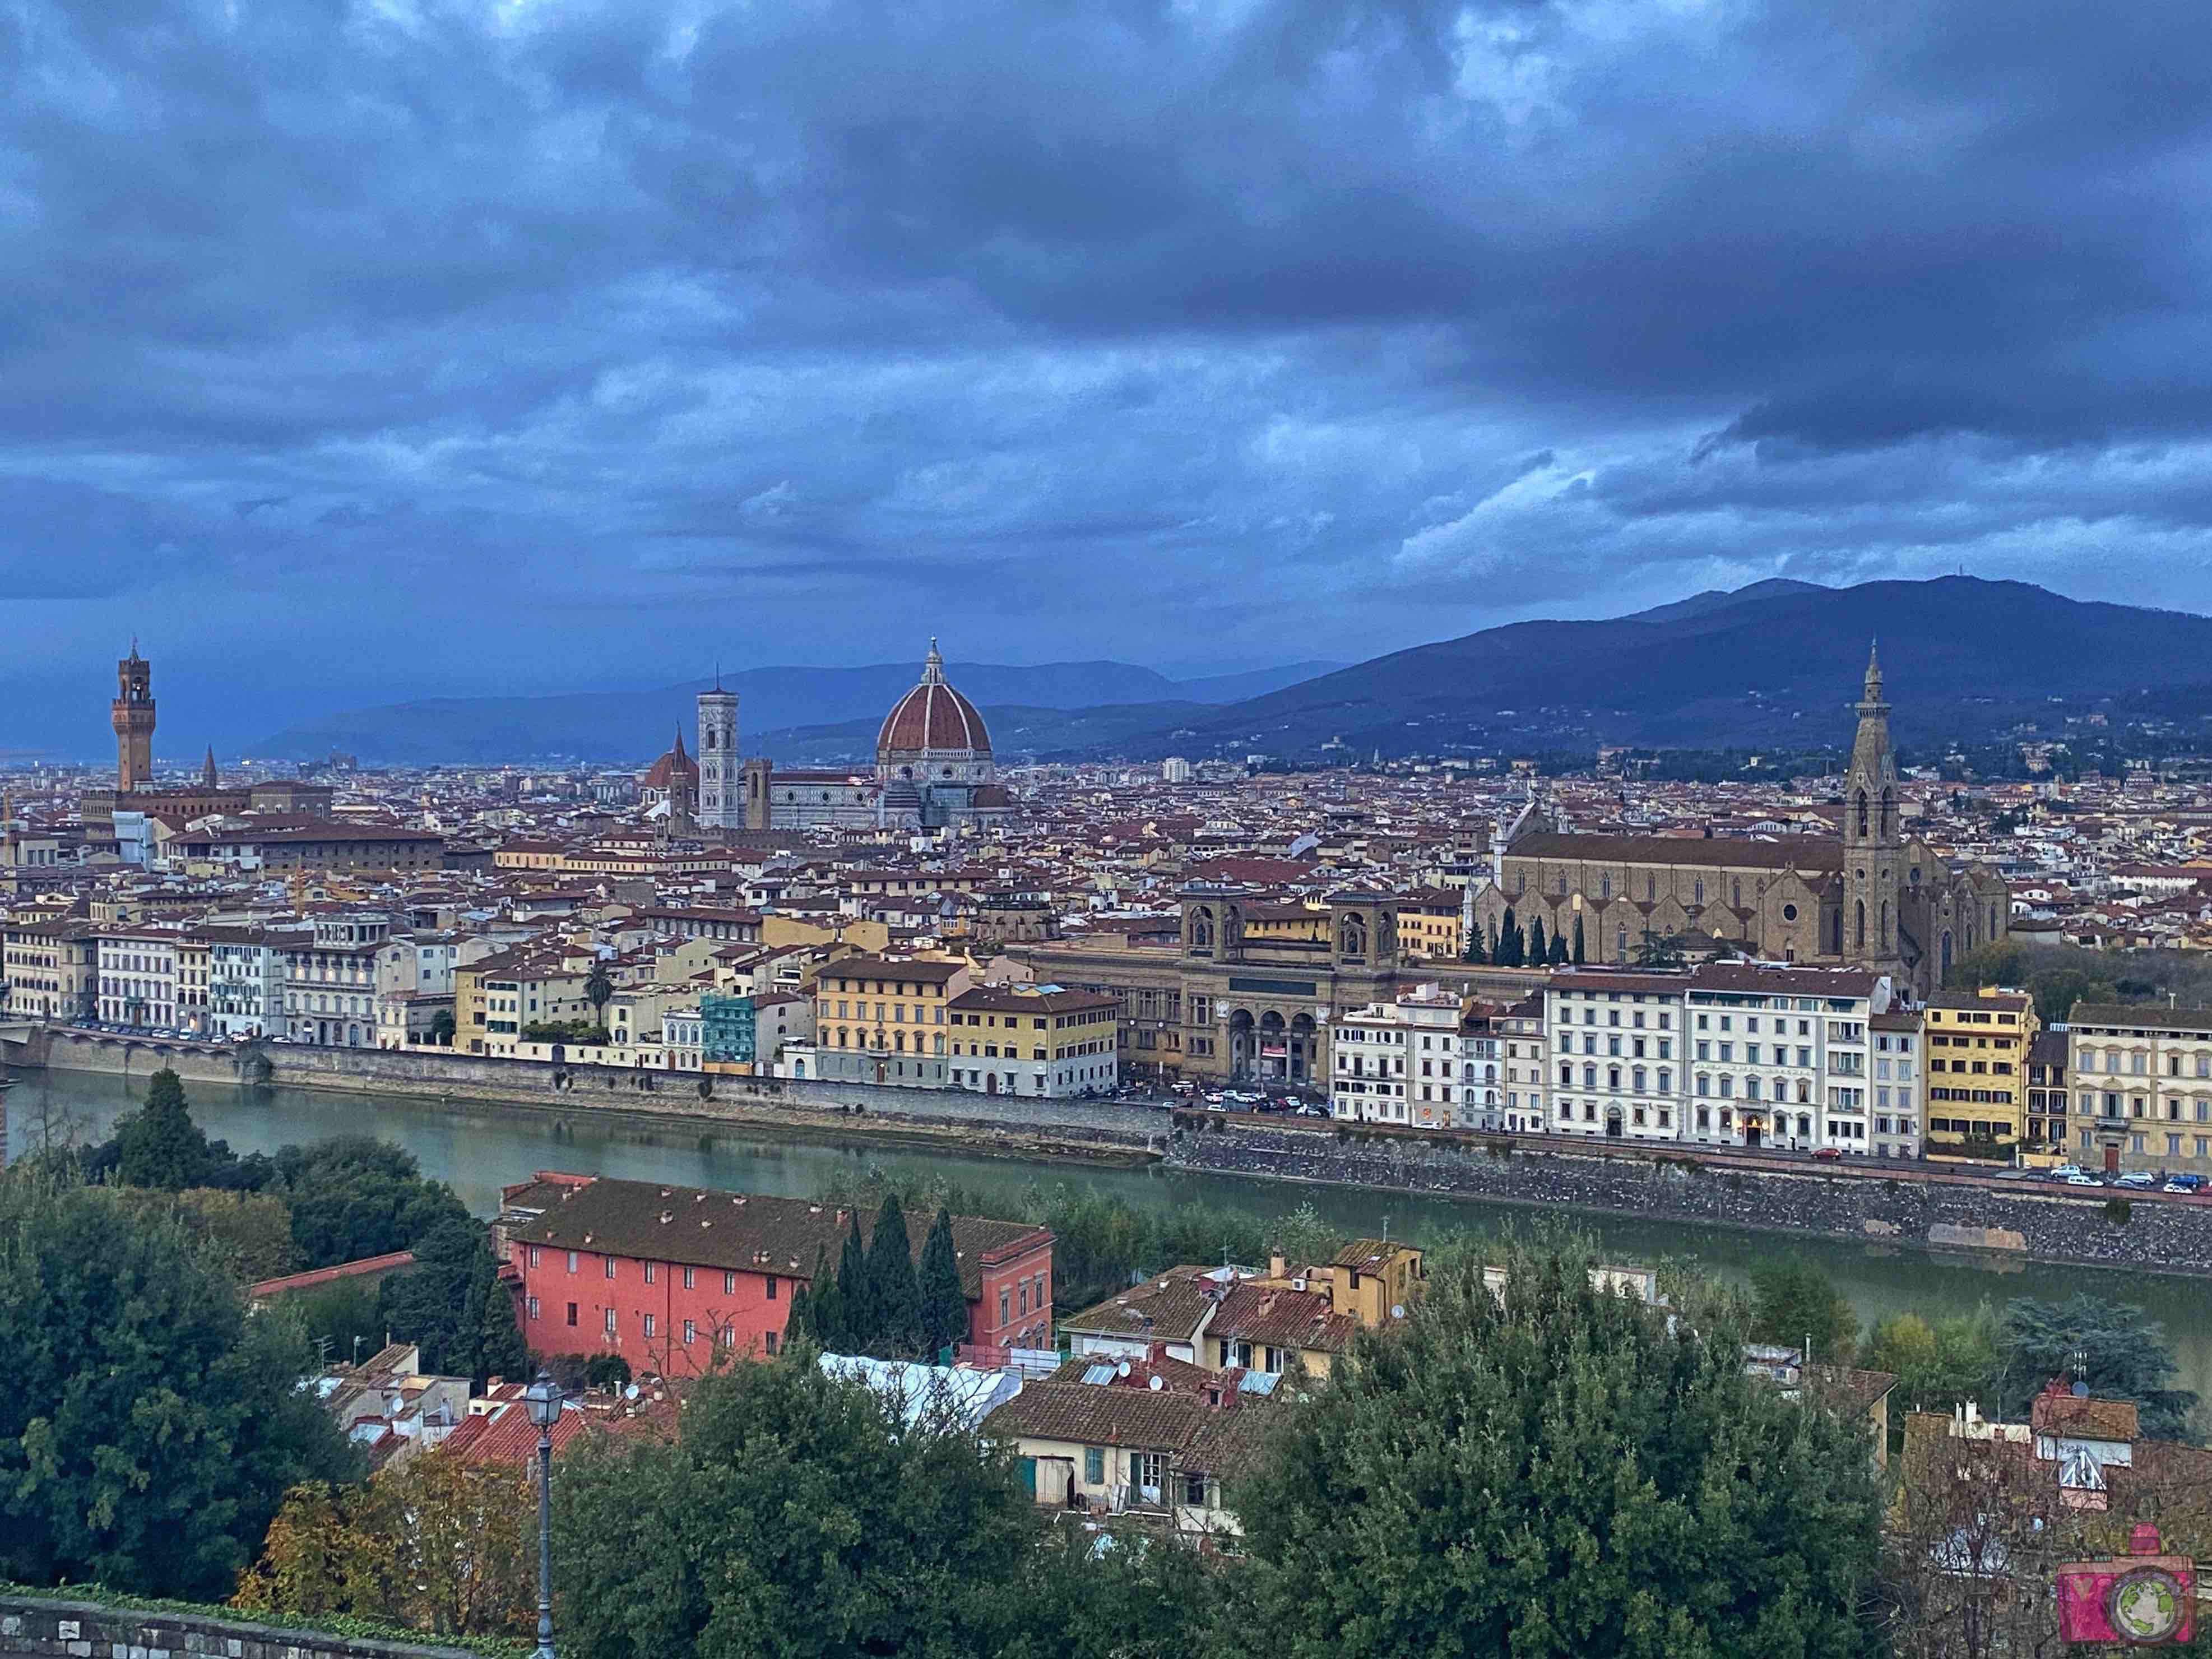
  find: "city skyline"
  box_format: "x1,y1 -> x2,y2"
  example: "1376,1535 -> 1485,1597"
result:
7,0 -> 2212,742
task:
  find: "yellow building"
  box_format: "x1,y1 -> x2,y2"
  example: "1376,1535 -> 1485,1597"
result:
1395,889 -> 1465,961
1923,986 -> 2038,1152
1238,902 -> 1330,942
453,946 -> 599,1055
813,953 -> 970,1086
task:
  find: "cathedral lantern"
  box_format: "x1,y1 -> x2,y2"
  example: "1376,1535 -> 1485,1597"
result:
2056,1525 -> 2195,1646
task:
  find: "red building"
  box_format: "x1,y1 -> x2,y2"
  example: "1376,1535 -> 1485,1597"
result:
496,1173 -> 1054,1374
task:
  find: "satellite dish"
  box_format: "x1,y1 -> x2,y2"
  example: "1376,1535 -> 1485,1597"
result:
1390,1305 -> 1407,1320
1148,1375 -> 1163,1391
2072,1379 -> 2090,1397
1117,1360 -> 1130,1377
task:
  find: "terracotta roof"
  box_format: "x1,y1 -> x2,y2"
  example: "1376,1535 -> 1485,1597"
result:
1208,1283 -> 1360,1355
2030,1392 -> 2140,1442
878,643 -> 991,756
1059,1267 -> 1226,1345
981,1380 -> 1209,1449
1509,832 -> 1844,872
642,731 -> 698,790
503,1175 -> 1045,1299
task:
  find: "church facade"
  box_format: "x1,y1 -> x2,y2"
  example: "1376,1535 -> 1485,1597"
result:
687,642 -> 1015,836
1472,651 -> 2007,997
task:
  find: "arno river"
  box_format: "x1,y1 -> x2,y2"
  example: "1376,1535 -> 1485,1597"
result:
16,1065 -> 2212,1398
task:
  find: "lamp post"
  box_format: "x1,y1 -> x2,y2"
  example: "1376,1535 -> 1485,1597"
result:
523,1370 -> 564,1659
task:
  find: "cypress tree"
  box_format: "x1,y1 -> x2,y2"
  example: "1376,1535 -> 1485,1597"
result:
783,1281 -> 814,1354
863,1194 -> 922,1358
1527,916 -> 1548,966
114,1067 -> 215,1190
917,1207 -> 970,1359
1572,913 -> 1587,965
1463,924 -> 1486,964
1499,906 -> 1521,967
836,1213 -> 871,1350
808,1246 -> 845,1350
1548,929 -> 1570,966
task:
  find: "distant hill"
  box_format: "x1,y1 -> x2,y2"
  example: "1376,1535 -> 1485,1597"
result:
249,659 -> 1343,764
1102,577 -> 2212,760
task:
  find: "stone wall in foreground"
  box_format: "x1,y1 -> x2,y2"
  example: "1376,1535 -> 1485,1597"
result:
0,1596 -> 479,1659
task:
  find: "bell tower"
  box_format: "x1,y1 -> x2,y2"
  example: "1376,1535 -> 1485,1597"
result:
1842,643 -> 1904,975
696,674 -> 741,831
112,644 -> 155,791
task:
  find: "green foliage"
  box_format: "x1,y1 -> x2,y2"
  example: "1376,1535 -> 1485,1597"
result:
1946,939 -> 2144,1022
1229,1234 -> 1884,1659
1747,1255 -> 1860,1365
1497,906 -> 1523,966
0,1161 -> 355,1599
917,1207 -> 970,1356
585,961 -> 615,1014
1571,914 -> 1586,965
521,1021 -> 610,1045
291,1278 -> 386,1369
104,1185 -> 303,1283
1548,929 -> 1570,966
270,1137 -> 470,1271
549,1355 -> 1044,1659
0,1575 -> 533,1659
1634,928 -> 1688,969
582,1353 -> 633,1392
375,1217 -> 523,1384
836,1212 -> 870,1346
862,1195 -> 922,1357
1270,1201 -> 1346,1273
1993,1294 -> 2200,1439
428,1008 -> 457,1046
1526,916 -> 1548,967
98,1067 -> 267,1191
805,1244 -> 846,1350
1462,926 -> 1486,964
1863,1307 -> 2001,1428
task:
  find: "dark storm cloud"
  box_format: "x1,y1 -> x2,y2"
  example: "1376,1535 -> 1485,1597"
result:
6,0 -> 2212,748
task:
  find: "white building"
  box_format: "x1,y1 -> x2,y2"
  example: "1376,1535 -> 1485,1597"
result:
662,1005 -> 703,1071
1332,986 -> 1464,1128
97,930 -> 179,1030
1685,966 -> 1890,1153
1546,971 -> 1686,1143
285,916 -> 391,1048
1871,1012 -> 1925,1159
202,926 -> 292,1038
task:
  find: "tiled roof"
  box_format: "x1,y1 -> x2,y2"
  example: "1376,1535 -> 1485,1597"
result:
981,1381 -> 1208,1450
1509,832 -> 1844,872
1208,1283 -> 1360,1355
1059,1267 -> 1225,1344
2030,1392 -> 2141,1442
503,1176 -> 1046,1299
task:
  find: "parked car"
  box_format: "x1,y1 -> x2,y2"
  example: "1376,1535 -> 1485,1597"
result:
2164,1175 -> 2204,1193
2065,1174 -> 2103,1187
2113,1171 -> 2158,1190
2051,1164 -> 2090,1180
1812,1147 -> 1843,1161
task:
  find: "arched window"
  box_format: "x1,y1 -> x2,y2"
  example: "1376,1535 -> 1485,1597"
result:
1190,908 -> 1214,949
1855,899 -> 1866,948
1880,787 -> 1895,838
1600,873 -> 1612,900
1339,914 -> 1368,957
1856,790 -> 1870,837
1616,925 -> 1627,958
1880,900 -> 1890,946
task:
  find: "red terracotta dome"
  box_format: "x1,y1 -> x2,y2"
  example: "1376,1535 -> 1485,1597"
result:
877,641 -> 991,756
642,728 -> 698,789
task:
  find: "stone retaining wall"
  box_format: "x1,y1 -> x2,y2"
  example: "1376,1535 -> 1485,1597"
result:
1166,1125 -> 2208,1273
0,1596 -> 477,1659
18,1027 -> 1164,1158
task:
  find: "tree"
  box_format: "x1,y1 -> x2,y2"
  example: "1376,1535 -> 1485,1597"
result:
583,1353 -> 634,1393
917,1207 -> 970,1357
1748,1255 -> 1859,1365
1634,928 -> 1687,969
1547,929 -> 1569,966
1497,906 -> 1521,967
237,1455 -> 535,1639
106,1185 -> 303,1283
1571,913 -> 1586,965
1272,1200 -> 1343,1273
806,1245 -> 847,1351
836,1212 -> 871,1349
1526,916 -> 1548,967
1230,1236 -> 1883,1659
1993,1294 -> 2199,1439
585,960 -> 615,1025
428,1008 -> 457,1046
864,1194 -> 922,1357
272,1137 -> 470,1269
112,1067 -> 218,1189
550,1353 -> 1042,1659
377,1217 -> 520,1383
0,1161 -> 354,1598
293,1277 -> 386,1370
1863,1308 -> 2001,1445
1462,924 -> 1486,965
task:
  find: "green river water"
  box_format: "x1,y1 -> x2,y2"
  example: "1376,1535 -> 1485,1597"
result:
11,1065 -> 2212,1398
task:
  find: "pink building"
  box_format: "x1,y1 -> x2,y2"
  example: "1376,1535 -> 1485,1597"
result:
497,1173 -> 1054,1374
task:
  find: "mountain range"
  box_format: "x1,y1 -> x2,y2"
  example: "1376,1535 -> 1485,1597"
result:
249,659 -> 1343,765
248,576 -> 2212,766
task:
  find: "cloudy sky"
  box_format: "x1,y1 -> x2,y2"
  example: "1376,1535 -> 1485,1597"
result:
6,0 -> 2212,753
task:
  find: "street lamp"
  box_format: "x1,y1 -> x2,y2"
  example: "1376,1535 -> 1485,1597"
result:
523,1370 -> 564,1659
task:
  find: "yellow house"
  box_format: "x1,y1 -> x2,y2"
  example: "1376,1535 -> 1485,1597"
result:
1923,986 -> 2039,1152
1396,890 -> 1466,961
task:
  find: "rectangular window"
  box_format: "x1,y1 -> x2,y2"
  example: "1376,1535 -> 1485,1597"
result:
567,1250 -> 578,1274
1085,1445 -> 1106,1484
766,1275 -> 778,1300
683,1319 -> 697,1346
764,1330 -> 780,1355
643,1313 -> 657,1338
527,1296 -> 541,1320
567,1302 -> 578,1327
528,1246 -> 542,1269
604,1308 -> 617,1336
683,1266 -> 695,1290
725,1271 -> 737,1295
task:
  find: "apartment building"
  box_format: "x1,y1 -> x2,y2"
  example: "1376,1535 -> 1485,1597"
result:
810,954 -> 970,1088
96,931 -> 179,1029
1547,970 -> 1686,1143
2066,1002 -> 2212,1174
1330,986 -> 1464,1127
1871,1011 -> 1925,1160
2,915 -> 97,1021
945,983 -> 1119,1097
1495,993 -> 1547,1134
1923,987 -> 2038,1153
200,926 -> 296,1039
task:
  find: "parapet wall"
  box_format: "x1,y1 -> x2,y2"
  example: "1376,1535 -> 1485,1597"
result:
0,1596 -> 478,1659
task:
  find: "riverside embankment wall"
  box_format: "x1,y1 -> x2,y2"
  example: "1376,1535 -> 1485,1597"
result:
14,1027 -> 1162,1161
0,1595 -> 478,1659
1167,1121 -> 2212,1274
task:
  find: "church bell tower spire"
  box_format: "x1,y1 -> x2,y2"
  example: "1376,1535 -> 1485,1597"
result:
1842,642 -> 1904,979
